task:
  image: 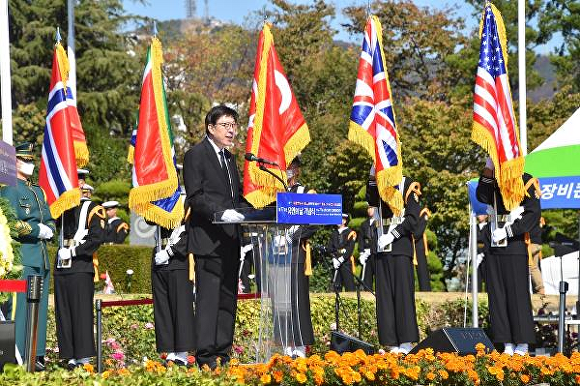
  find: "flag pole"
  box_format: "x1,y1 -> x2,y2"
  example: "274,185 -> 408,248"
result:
518,0 -> 527,155
67,0 -> 74,52
0,0 -> 13,145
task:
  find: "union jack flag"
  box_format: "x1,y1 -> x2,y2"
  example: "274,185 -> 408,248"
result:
39,42 -> 81,219
471,3 -> 524,210
348,16 -> 403,214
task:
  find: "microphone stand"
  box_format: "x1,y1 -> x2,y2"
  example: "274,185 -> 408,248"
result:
258,162 -> 289,192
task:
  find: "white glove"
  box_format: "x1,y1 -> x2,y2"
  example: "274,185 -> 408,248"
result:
155,249 -> 170,265
492,227 -> 507,242
58,248 -> 72,261
37,223 -> 54,240
332,257 -> 344,269
476,253 -> 485,268
485,157 -> 494,170
359,249 -> 370,265
242,244 -> 253,254
378,233 -> 395,250
221,209 -> 245,222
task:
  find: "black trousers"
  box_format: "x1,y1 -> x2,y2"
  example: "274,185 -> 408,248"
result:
361,254 -> 376,291
54,272 -> 95,359
485,252 -> 536,344
415,242 -> 431,291
333,259 -> 355,292
240,251 -> 253,293
152,268 -> 195,353
291,262 -> 314,345
376,253 -> 419,346
194,255 -> 239,368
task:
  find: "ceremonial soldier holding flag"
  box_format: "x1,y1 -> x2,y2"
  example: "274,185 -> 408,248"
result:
471,4 -> 539,356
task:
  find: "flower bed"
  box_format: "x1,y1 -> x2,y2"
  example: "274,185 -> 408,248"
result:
1,347 -> 579,386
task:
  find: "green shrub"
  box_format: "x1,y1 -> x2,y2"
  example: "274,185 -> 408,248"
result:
47,245 -> 153,293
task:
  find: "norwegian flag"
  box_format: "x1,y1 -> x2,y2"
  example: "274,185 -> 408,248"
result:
348,16 -> 403,215
38,41 -> 81,220
471,3 -> 524,210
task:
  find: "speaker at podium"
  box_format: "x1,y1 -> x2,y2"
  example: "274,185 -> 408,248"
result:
409,327 -> 494,355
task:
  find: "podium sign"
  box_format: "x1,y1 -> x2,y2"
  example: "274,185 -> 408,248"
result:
0,141 -> 16,187
276,192 -> 342,225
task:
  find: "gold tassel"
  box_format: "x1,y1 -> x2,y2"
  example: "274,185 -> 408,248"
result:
412,235 -> 418,266
423,233 -> 429,257
74,141 -> 90,168
351,256 -> 356,274
525,232 -> 533,266
188,253 -> 195,283
303,241 -> 312,276
93,252 -> 99,283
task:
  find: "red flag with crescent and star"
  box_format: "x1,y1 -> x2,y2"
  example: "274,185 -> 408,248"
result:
243,23 -> 310,208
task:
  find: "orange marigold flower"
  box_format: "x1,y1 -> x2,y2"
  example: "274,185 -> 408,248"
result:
426,372 -> 436,381
365,371 -> 375,381
314,373 -> 324,385
273,370 -> 284,383
260,374 -> 272,384
520,374 -> 530,384
83,363 -> 94,373
296,372 -> 308,384
118,368 -> 130,376
438,369 -> 449,380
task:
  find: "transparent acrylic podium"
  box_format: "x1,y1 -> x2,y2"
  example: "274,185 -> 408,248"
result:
214,206 -> 307,363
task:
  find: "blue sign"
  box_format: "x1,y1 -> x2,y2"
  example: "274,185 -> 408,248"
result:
276,192 -> 342,225
0,141 -> 16,187
468,176 -> 580,212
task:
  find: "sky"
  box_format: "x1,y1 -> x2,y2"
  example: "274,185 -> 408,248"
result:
122,0 -> 560,53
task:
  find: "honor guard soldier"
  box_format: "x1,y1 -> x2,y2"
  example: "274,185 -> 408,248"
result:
102,201 -> 129,244
368,171 -> 421,354
80,184 -> 93,201
414,207 -> 432,291
285,156 -> 317,357
54,194 -> 106,368
328,213 -> 357,292
358,206 -> 377,291
77,168 -> 89,189
0,142 -> 55,371
151,203 -> 195,366
476,159 -> 540,355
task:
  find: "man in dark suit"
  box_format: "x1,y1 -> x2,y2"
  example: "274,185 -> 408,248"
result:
183,105 -> 246,369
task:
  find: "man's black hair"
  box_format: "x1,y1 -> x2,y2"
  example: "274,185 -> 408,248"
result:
205,105 -> 239,134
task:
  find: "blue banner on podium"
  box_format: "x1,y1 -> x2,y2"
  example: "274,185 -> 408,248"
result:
276,192 -> 342,225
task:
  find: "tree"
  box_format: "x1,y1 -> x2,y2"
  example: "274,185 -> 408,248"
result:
8,0 -> 144,137
538,0 -> 580,92
343,0 -> 468,102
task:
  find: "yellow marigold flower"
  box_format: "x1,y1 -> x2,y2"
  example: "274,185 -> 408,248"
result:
496,371 -> 504,382
118,368 -> 130,376
520,374 -> 530,384
352,371 -> 362,382
365,371 -> 375,381
438,369 -> 449,380
260,374 -> 272,384
101,370 -> 110,379
296,372 -> 308,384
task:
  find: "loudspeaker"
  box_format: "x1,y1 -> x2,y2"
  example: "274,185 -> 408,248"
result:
330,331 -> 374,354
0,321 -> 15,371
409,327 -> 494,355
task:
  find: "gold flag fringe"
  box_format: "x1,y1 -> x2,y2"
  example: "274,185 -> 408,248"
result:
283,123 -> 310,168
376,166 -> 404,216
50,188 -> 81,220
55,43 -> 69,92
133,198 -> 184,230
348,122 -> 375,161
74,141 -> 89,168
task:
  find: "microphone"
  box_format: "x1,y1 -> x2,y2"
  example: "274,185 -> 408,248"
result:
245,153 -> 278,166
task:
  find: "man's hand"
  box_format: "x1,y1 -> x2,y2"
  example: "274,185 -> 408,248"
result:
38,223 -> 54,240
58,248 -> 72,260
332,257 -> 345,270
492,227 -> 507,242
359,249 -> 370,265
221,209 -> 245,222
154,249 -> 170,265
378,233 -> 395,251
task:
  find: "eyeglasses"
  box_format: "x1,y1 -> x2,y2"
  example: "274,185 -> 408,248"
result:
214,122 -> 238,130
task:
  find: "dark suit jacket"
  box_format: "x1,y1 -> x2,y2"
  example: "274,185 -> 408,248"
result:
183,137 -> 245,257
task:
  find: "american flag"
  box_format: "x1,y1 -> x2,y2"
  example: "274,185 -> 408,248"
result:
348,16 -> 403,214
472,3 -> 524,209
38,42 -> 81,219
